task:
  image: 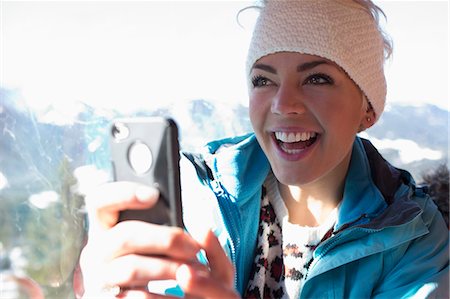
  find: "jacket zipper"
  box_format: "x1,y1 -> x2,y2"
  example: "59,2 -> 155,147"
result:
308,216 -> 382,277
211,180 -> 241,289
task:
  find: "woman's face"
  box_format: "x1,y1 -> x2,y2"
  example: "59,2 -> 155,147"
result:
249,52 -> 369,187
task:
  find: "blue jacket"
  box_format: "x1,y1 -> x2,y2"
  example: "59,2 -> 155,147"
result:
178,134 -> 448,298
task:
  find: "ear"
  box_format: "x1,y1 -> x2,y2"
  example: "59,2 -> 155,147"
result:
358,106 -> 376,132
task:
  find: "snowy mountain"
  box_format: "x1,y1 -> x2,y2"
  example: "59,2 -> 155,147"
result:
364,104 -> 448,180
0,88 -> 448,196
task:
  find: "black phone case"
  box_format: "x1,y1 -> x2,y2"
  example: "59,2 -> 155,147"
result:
110,117 -> 183,227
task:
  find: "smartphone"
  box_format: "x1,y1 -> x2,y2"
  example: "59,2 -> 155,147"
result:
109,117 -> 183,227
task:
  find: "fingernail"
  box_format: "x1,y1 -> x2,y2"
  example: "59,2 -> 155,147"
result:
176,264 -> 191,287
195,226 -> 212,244
135,185 -> 157,203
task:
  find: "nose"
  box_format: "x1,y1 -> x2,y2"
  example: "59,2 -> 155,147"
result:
271,84 -> 306,115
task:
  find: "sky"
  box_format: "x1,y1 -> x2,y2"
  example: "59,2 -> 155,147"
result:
1,0 -> 449,114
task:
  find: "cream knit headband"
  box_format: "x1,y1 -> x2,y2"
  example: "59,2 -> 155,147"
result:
246,0 -> 387,121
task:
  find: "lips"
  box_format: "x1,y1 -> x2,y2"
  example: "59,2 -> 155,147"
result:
273,131 -> 318,154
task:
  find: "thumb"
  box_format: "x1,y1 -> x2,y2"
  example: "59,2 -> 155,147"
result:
85,181 -> 159,229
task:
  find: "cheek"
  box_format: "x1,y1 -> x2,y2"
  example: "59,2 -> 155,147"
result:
249,95 -> 264,129
321,94 -> 364,129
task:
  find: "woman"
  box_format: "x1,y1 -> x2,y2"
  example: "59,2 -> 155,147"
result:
79,1 -> 449,298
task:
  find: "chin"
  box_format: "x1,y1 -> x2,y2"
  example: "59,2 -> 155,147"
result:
272,167 -> 312,187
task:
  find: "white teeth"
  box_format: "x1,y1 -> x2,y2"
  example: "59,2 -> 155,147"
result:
275,131 -> 317,143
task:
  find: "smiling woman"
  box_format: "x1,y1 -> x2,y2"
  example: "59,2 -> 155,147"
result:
76,0 -> 447,298
248,53 -> 369,203
0,1 -> 448,299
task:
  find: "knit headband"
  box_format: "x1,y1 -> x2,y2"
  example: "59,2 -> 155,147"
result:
246,0 -> 387,121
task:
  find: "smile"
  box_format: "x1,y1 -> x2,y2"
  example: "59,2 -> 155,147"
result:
273,131 -> 318,154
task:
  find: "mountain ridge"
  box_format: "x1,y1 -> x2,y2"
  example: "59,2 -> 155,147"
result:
0,89 -> 448,195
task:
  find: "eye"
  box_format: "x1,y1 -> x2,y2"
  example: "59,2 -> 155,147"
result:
251,75 -> 272,88
304,73 -> 334,85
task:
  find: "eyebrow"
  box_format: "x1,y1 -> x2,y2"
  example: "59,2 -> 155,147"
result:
252,63 -> 277,74
252,59 -> 331,74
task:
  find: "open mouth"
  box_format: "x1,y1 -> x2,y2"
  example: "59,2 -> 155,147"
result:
273,131 -> 319,154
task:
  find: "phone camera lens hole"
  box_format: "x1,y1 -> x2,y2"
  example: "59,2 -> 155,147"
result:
112,122 -> 130,142
128,142 -> 153,175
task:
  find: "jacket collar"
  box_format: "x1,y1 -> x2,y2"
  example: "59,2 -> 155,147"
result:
337,137 -> 421,231
204,134 -> 420,229
308,138 -> 426,282
336,137 -> 388,230
205,133 -> 270,205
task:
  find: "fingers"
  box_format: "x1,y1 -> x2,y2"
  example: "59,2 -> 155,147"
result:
82,229 -> 238,299
176,264 -> 239,299
82,182 -> 238,298
105,255 -> 183,287
81,223 -> 201,279
196,229 -> 235,287
175,230 -> 238,298
80,221 -> 202,296
83,286 -> 184,299
85,182 -> 159,229
116,288 -> 183,299
106,222 -> 201,260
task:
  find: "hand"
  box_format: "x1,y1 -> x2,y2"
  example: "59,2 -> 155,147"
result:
174,229 -> 239,299
79,182 -> 239,299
